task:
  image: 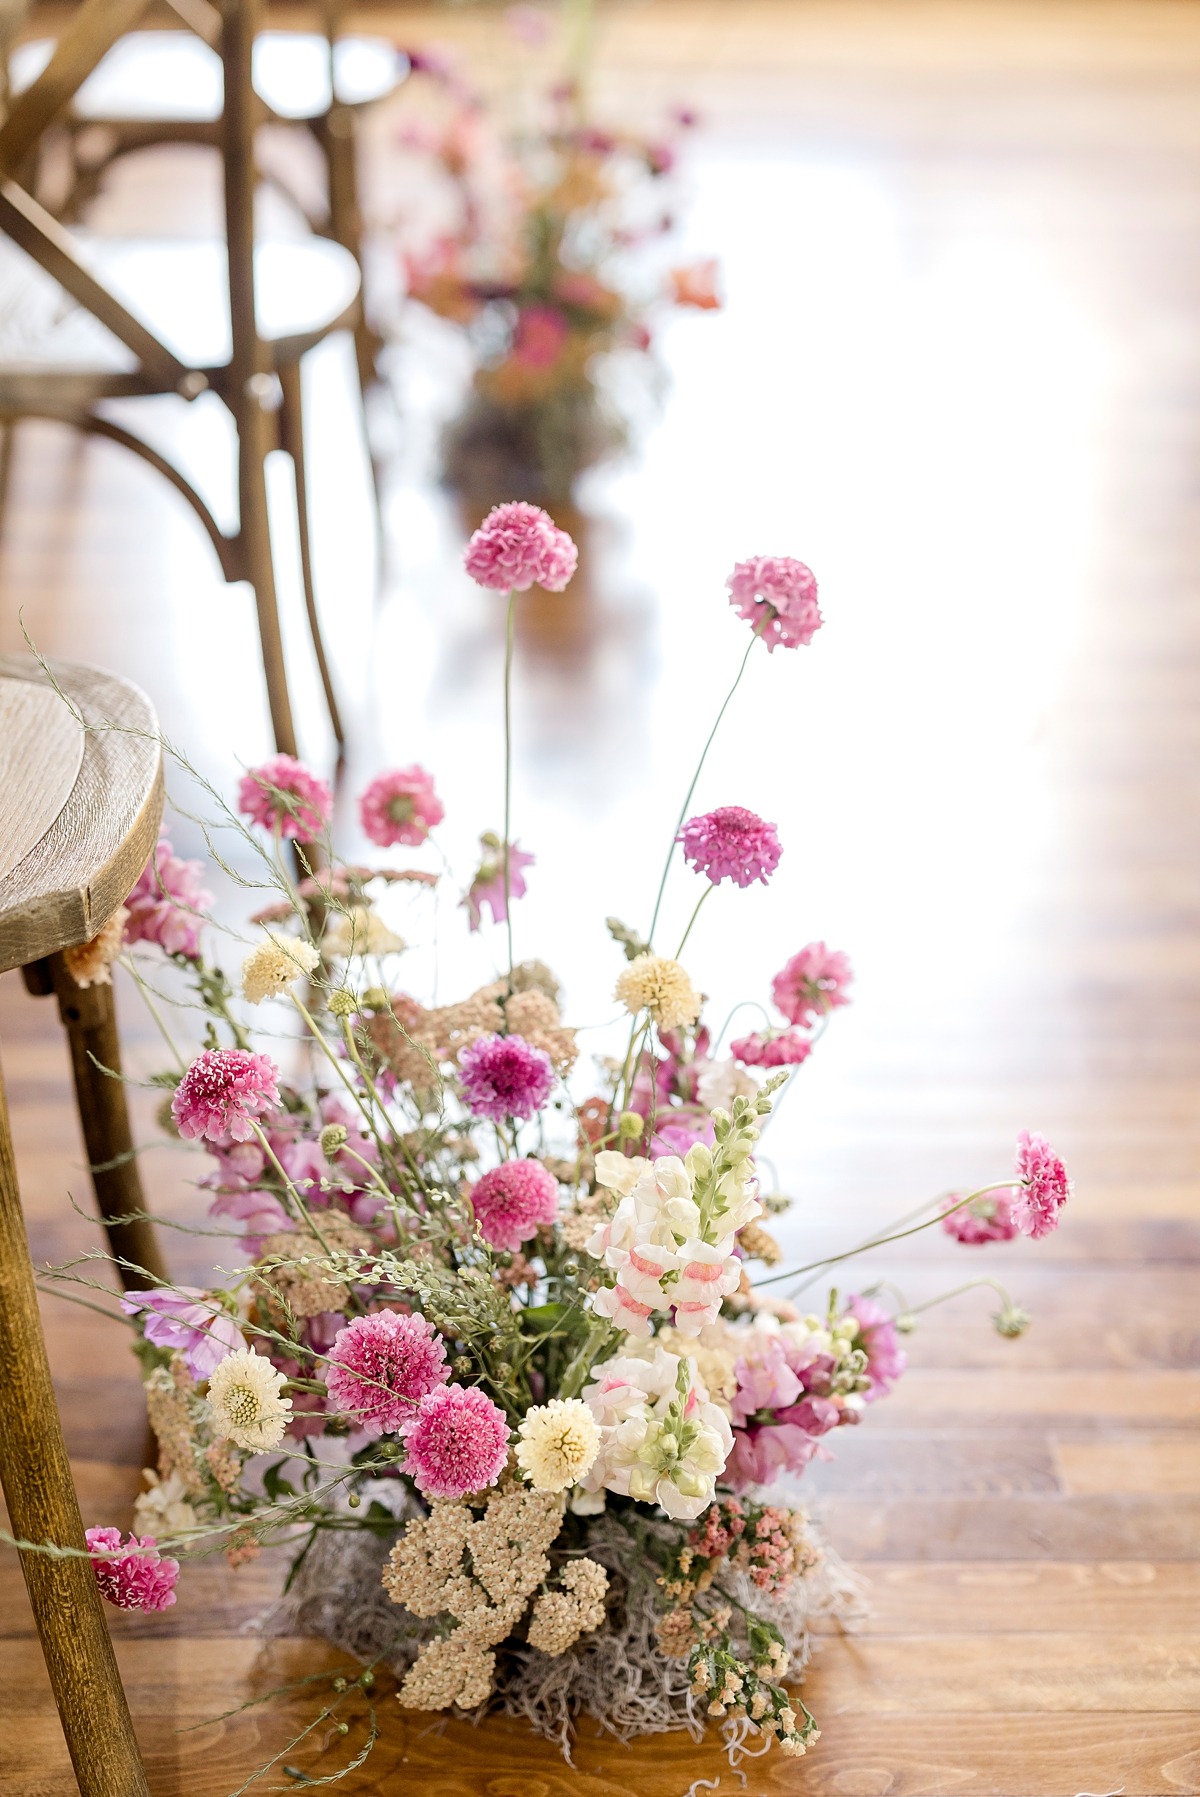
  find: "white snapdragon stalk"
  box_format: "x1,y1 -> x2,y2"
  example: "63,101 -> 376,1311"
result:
578,1347 -> 732,1519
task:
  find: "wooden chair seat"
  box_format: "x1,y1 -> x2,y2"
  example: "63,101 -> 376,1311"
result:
0,231 -> 360,398
11,29 -> 407,124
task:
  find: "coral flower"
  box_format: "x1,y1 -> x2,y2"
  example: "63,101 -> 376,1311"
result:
669,258 -> 721,310
325,1311 -> 449,1438
679,806 -> 782,888
463,502 -> 578,592
359,766 -> 445,848
940,1189 -> 1020,1245
1012,1131 -> 1072,1238
458,1033 -> 554,1122
771,943 -> 854,1028
727,556 -> 822,652
171,1048 -> 281,1143
86,1529 -> 179,1612
238,754 -> 333,841
470,1158 -> 559,1251
123,836 -> 211,959
730,1029 -> 812,1069
401,1383 -> 510,1498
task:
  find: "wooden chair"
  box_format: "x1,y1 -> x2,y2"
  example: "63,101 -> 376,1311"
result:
0,0 -> 359,757
0,649 -> 166,1797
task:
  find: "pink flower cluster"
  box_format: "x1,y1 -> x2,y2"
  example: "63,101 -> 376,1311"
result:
359,766 -> 444,849
325,1311 -> 450,1438
1013,1131 -> 1071,1238
463,502 -> 578,593
847,1294 -> 907,1398
729,1028 -> 812,1069
124,836 -> 211,959
120,1286 -> 246,1380
238,754 -> 333,841
458,1032 -> 554,1122
678,806 -> 782,888
86,1529 -> 179,1612
470,1158 -> 559,1251
172,1048 -> 281,1143
727,556 -> 822,652
401,1382 -> 510,1498
941,1189 -> 1020,1245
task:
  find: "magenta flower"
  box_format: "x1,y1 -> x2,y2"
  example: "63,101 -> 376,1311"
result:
120,1286 -> 246,1379
237,754 -> 333,841
400,1382 -> 510,1498
678,806 -> 782,889
730,1029 -> 812,1069
1012,1131 -> 1072,1239
846,1295 -> 906,1399
86,1529 -> 179,1612
724,1423 -> 820,1491
940,1189 -> 1020,1245
771,943 -> 854,1028
470,1158 -> 559,1252
462,838 -> 534,931
359,766 -> 444,849
171,1049 -> 281,1144
512,304 -> 570,370
458,1032 -> 553,1122
463,502 -> 578,593
325,1311 -> 449,1438
123,836 -> 211,959
727,556 -> 821,652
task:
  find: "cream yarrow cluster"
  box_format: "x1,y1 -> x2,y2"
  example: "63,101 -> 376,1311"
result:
526,1558 -> 609,1655
515,1399 -> 600,1491
205,1349 -> 292,1451
615,954 -> 701,1031
241,932 -> 320,1003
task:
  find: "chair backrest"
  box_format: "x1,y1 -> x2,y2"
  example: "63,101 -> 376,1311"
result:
0,653 -> 162,973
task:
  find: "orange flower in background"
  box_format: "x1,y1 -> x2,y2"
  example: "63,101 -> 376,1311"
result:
669,257 -> 723,310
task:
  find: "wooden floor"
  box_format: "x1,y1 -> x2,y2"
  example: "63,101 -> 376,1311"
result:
3,4 -> 1200,1793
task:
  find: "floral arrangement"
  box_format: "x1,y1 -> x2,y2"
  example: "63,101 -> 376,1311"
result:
32,504 -> 1071,1780
390,8 -> 720,501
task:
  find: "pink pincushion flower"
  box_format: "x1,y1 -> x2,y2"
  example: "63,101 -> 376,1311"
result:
359,766 -> 444,849
86,1529 -> 179,1612
172,1049 -> 281,1143
238,754 -> 333,841
123,836 -> 211,959
771,943 -> 854,1028
1012,1131 -> 1072,1238
847,1295 -> 906,1399
401,1382 -> 510,1498
731,1029 -> 812,1069
325,1311 -> 450,1438
941,1189 -> 1020,1245
678,806 -> 782,889
463,838 -> 535,931
470,1158 -> 559,1251
727,556 -> 821,652
120,1286 -> 246,1379
458,1032 -> 553,1122
463,502 -> 578,593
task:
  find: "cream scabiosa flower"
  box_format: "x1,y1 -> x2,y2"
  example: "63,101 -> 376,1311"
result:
206,1348 -> 292,1452
615,955 -> 701,1031
241,933 -> 320,1004
516,1398 -> 601,1491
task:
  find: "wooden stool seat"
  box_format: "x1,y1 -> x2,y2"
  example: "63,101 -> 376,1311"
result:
12,29 -> 407,125
0,652 -> 164,1796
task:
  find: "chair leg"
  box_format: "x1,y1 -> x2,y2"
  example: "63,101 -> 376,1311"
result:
0,1052 -> 151,1797
320,103 -> 380,398
277,360 -> 346,753
39,955 -> 168,1290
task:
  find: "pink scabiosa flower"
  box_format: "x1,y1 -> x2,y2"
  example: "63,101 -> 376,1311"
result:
120,1287 -> 246,1380
462,835 -> 535,931
470,1158 -> 559,1252
171,1049 -> 281,1143
771,943 -> 854,1028
1012,1131 -> 1072,1238
727,556 -> 821,652
325,1311 -> 449,1438
941,1189 -> 1020,1245
86,1529 -> 179,1612
123,836 -> 211,959
730,1029 -> 812,1069
458,1032 -> 553,1122
678,806 -> 782,889
237,754 -> 332,841
846,1295 -> 906,1400
463,502 -> 578,593
401,1382 -> 510,1498
358,766 -> 444,848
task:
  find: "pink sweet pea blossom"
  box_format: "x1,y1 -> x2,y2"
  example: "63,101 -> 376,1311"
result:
123,836 -> 211,959
463,502 -> 578,592
727,556 -> 821,652
121,1286 -> 246,1379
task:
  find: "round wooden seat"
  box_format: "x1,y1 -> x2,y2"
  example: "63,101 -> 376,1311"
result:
0,653 -> 162,974
11,30 -> 408,124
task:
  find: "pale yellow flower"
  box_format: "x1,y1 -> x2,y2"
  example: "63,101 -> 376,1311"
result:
241,933 -> 319,1003
515,1398 -> 600,1491
205,1348 -> 291,1452
323,906 -> 406,958
615,955 -> 701,1031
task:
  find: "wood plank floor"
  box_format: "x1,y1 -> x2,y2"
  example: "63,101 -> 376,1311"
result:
3,4 -> 1200,1793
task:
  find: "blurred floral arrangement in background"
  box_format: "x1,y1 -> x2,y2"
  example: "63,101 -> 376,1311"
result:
387,2 -> 721,503
19,506 -> 1072,1782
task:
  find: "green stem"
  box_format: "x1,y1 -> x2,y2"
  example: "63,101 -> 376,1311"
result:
675,884 -> 714,958
559,1315 -> 613,1399
503,588 -> 516,982
755,1182 -> 1020,1288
